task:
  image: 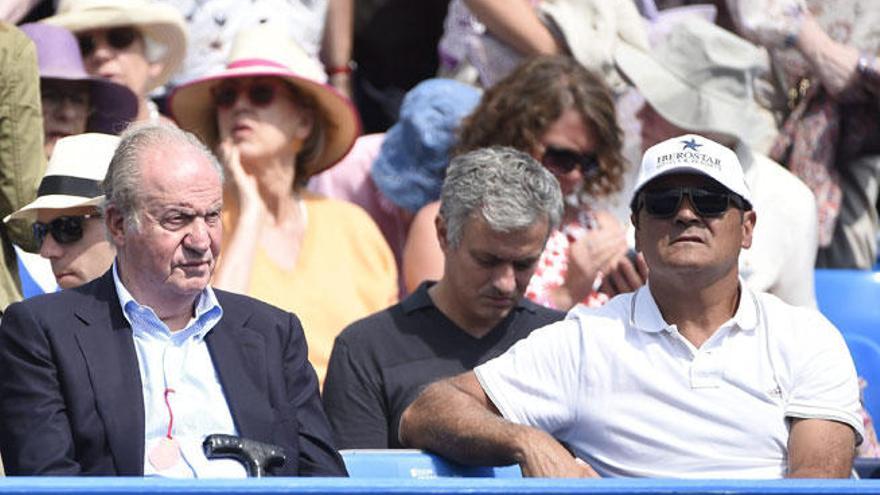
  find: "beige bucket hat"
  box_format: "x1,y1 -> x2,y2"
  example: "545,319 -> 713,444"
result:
169,24 -> 360,179
615,17 -> 778,151
5,133 -> 119,223
43,0 -> 187,91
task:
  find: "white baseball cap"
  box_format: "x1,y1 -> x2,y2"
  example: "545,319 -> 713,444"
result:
631,134 -> 752,207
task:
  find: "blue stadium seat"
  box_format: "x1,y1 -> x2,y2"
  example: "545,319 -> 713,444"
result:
843,334 -> 880,423
814,269 -> 880,339
341,449 -> 522,478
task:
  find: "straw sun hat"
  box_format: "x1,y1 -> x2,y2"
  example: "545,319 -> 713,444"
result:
5,133 -> 120,223
169,25 -> 360,178
43,0 -> 187,91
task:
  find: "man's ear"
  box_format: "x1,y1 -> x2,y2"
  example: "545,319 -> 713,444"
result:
104,205 -> 127,247
435,214 -> 449,254
631,211 -> 642,252
741,209 -> 757,249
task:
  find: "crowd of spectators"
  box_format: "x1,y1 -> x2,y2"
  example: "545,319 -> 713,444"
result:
0,0 -> 878,479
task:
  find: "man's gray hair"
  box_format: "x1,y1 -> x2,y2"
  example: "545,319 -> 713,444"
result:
439,146 -> 563,247
101,122 -> 223,231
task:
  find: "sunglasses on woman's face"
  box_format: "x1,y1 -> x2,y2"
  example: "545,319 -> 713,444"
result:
212,82 -> 280,110
33,214 -> 99,249
639,186 -> 747,218
77,27 -> 138,57
541,146 -> 600,178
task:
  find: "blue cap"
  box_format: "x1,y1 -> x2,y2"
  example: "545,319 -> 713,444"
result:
371,78 -> 481,213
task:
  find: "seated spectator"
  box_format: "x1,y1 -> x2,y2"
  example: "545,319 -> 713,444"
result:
43,0 -> 186,124
404,56 -> 631,311
170,25 -> 396,384
309,78 -> 481,295
728,0 -> 880,269
614,18 -> 819,307
0,22 -> 44,314
0,122 -> 345,476
322,147 -> 566,449
5,133 -> 118,290
19,23 -> 137,159
400,134 -> 863,478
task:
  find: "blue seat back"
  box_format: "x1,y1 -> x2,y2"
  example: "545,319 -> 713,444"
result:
814,269 -> 880,338
843,334 -> 880,422
341,449 -> 522,478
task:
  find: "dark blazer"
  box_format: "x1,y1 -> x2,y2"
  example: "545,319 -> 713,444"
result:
0,270 -> 346,476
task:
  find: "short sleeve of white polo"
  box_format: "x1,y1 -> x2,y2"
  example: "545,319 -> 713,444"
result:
763,295 -> 865,443
475,318 -> 584,436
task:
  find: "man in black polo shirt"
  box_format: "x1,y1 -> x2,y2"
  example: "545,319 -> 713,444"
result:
322,146 -> 566,448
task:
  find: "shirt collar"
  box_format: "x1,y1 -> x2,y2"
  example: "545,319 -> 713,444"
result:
112,261 -> 223,340
631,278 -> 759,334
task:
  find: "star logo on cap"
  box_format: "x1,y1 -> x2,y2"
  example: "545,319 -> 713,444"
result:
681,138 -> 703,151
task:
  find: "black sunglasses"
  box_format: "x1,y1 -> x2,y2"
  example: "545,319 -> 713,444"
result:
541,146 -> 600,177
77,27 -> 138,57
638,187 -> 748,218
33,214 -> 100,248
212,82 -> 279,110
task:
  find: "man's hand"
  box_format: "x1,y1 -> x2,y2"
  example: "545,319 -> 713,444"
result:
556,211 -> 627,309
400,372 -> 598,477
601,251 -> 649,297
513,427 -> 599,478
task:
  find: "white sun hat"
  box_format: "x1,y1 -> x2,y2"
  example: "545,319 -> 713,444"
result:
43,0 -> 187,92
5,133 -> 119,223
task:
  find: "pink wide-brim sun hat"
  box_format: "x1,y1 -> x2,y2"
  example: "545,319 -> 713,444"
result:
169,25 -> 360,178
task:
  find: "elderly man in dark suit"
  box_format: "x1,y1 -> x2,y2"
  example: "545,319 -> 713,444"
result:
0,122 -> 345,477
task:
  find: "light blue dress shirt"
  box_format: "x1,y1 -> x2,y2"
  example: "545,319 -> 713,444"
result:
112,263 -> 246,478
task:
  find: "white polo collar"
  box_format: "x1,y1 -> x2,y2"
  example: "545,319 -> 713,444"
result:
630,279 -> 759,335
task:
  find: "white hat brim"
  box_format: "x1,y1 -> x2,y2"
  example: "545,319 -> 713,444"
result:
615,40 -> 776,149
5,195 -> 104,223
43,6 -> 187,91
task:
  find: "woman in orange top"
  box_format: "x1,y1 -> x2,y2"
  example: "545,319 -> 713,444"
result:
170,25 -> 397,384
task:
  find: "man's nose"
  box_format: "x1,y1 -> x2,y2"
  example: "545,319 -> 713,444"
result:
493,263 -> 517,294
184,218 -> 211,251
674,195 -> 702,222
39,234 -> 63,260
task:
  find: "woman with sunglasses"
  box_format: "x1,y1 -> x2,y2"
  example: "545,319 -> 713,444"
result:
403,56 -> 633,311
5,134 -> 119,291
43,0 -> 186,124
170,26 -> 397,384
19,23 -> 138,160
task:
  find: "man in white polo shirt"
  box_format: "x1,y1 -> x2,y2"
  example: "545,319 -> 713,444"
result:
399,134 -> 863,478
